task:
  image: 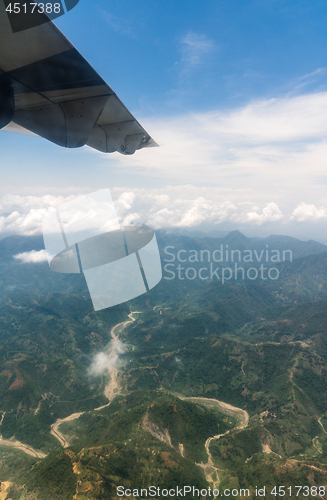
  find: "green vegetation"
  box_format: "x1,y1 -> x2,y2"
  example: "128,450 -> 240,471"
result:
147,395 -> 235,462
1,233 -> 327,497
24,450 -> 76,500
0,446 -> 37,482
210,426 -> 263,468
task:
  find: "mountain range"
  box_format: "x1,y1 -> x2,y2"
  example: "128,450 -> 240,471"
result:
0,231 -> 327,499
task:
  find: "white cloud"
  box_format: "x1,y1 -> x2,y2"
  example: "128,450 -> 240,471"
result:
298,68 -> 324,81
13,249 -> 48,263
0,194 -> 76,213
0,187 -> 327,243
0,185 -> 325,241
0,194 -> 80,236
103,91 -> 327,199
2,90 -> 327,240
115,192 -> 135,211
88,352 -> 117,377
112,187 -> 285,228
246,202 -> 283,225
88,342 -> 126,377
113,340 -> 126,355
291,202 -> 327,222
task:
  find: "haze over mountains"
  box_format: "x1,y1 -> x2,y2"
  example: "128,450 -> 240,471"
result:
0,230 -> 327,498
159,228 -> 327,258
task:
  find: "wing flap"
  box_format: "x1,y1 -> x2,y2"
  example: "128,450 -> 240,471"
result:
101,121 -> 134,153
86,95 -> 157,153
121,133 -> 147,155
14,95 -> 109,148
96,95 -> 134,126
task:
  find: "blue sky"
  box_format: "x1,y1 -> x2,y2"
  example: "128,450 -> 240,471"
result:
2,0 -> 327,241
56,0 -> 327,113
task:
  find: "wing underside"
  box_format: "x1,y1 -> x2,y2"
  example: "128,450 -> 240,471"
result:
0,0 -> 157,154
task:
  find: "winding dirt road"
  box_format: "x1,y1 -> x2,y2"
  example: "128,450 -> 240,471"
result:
318,417 -> 327,435
0,312 -> 142,459
49,311 -> 142,448
0,310 -> 249,487
111,311 -> 142,341
179,396 -> 249,489
0,437 -> 46,458
50,412 -> 84,449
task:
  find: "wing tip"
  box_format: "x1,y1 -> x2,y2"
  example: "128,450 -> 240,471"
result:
142,137 -> 159,149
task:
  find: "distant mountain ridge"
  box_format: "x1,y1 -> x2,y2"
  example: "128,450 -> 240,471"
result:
1,230 -> 326,261
158,229 -> 327,262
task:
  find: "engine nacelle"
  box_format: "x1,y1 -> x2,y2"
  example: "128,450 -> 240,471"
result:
0,84 -> 14,129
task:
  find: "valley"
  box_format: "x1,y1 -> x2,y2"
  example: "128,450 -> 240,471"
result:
0,232 -> 327,498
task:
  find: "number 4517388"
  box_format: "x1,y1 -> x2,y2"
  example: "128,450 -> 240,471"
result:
270,486 -> 326,497
5,3 -> 62,14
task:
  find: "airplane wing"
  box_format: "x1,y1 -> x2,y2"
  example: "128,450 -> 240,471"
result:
0,0 -> 158,154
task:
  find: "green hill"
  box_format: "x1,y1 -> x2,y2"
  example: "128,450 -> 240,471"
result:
1,233 -> 327,498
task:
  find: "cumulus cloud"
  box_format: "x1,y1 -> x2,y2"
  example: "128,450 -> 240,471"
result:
291,202 -> 327,222
88,352 -> 116,377
0,194 -> 76,213
246,203 -> 283,225
0,187 -> 311,239
110,187 -> 284,229
88,341 -> 126,377
3,91 -> 327,240
112,340 -> 127,355
0,194 -> 78,237
13,249 -> 48,263
2,185 -> 327,242
115,192 -> 135,211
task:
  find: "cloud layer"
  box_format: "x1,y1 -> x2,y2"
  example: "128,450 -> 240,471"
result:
104,91 -> 327,198
0,194 -> 76,236
1,188 -> 327,242
13,249 -> 48,263
2,91 -> 327,241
